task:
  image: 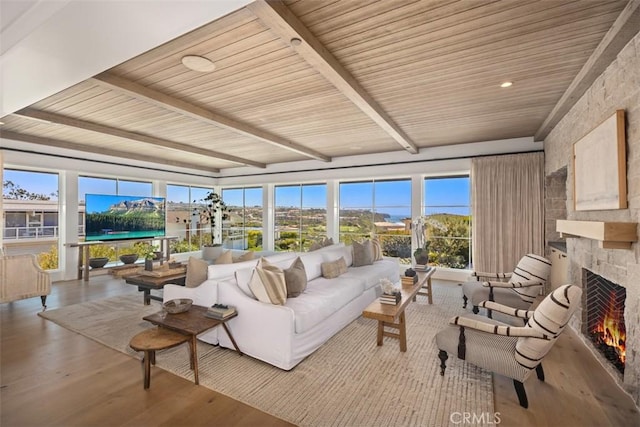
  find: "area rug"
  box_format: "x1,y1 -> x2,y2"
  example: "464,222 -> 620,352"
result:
39,283 -> 494,426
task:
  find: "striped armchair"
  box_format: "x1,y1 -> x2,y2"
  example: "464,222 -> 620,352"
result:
0,253 -> 51,309
436,284 -> 581,408
462,254 -> 551,318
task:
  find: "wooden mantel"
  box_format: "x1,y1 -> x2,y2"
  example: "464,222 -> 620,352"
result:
556,220 -> 638,249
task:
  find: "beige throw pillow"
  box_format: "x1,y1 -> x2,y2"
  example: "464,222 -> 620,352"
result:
321,257 -> 348,279
214,250 -> 233,265
352,240 -> 374,267
284,257 -> 307,297
309,241 -> 323,251
185,256 -> 208,288
248,258 -> 287,305
234,251 -> 255,263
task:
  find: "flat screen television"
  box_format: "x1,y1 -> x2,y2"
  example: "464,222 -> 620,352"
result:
84,194 -> 166,241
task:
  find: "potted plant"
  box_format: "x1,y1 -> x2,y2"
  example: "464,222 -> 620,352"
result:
193,191 -> 229,260
412,217 -> 430,267
143,244 -> 159,271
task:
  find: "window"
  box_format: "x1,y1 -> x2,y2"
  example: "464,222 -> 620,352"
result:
166,184 -> 212,252
423,176 -> 471,269
2,169 -> 59,269
339,179 -> 411,259
222,187 -> 263,251
275,184 -> 327,251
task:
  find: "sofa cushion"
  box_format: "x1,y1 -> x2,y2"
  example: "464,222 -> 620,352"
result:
185,256 -> 209,288
214,250 -> 233,264
284,277 -> 365,333
298,251 -> 327,281
249,258 -> 287,305
284,257 -> 307,297
209,258 -> 258,281
321,245 -> 352,267
353,240 -> 374,266
321,257 -> 347,279
342,259 -> 399,290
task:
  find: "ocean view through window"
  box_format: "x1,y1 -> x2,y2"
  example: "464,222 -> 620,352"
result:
423,176 -> 471,269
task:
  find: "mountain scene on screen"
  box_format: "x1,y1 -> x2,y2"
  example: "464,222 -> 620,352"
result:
86,197 -> 165,239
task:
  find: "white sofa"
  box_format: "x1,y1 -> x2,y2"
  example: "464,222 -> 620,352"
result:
164,244 -> 399,370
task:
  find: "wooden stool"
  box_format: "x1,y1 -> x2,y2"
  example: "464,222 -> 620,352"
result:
129,327 -> 189,389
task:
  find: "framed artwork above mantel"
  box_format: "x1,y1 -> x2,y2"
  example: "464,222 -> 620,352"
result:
573,110 -> 627,211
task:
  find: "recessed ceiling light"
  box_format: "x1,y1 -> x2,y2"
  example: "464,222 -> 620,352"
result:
500,81 -> 513,88
290,38 -> 302,47
181,55 -> 216,72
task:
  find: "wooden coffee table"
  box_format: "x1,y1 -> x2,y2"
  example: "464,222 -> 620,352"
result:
125,272 -> 186,305
143,305 -> 242,385
362,279 -> 425,352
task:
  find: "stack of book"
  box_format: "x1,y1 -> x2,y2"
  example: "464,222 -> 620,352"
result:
380,291 -> 401,305
414,264 -> 432,272
401,275 -> 418,287
205,303 -> 237,320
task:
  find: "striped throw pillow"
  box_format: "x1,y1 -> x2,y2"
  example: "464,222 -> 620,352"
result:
248,258 -> 287,305
371,238 -> 383,261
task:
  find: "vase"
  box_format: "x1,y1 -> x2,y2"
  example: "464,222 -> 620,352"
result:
145,259 -> 153,271
414,251 -> 429,266
202,245 -> 224,261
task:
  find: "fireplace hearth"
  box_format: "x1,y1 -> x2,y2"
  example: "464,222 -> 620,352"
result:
583,270 -> 626,373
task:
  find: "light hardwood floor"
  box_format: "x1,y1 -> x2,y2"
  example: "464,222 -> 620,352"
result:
1,276 -> 639,427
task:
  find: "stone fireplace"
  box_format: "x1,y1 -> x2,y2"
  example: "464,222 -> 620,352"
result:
583,269 -> 626,374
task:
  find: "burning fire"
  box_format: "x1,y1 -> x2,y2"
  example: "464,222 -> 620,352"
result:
593,291 -> 626,364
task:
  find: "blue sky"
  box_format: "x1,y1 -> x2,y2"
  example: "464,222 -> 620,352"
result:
5,170 -> 470,215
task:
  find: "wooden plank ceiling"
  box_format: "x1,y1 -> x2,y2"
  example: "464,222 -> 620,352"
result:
0,0 -> 631,174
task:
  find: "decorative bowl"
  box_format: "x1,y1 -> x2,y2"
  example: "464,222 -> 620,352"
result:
119,253 -> 139,264
89,257 -> 109,269
163,298 -> 193,314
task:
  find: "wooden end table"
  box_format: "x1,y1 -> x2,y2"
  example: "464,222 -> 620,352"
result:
125,272 -> 186,305
362,279 -> 424,352
129,327 -> 190,389
412,267 -> 436,304
143,306 -> 242,385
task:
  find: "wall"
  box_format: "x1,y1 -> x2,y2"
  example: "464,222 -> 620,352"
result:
544,31 -> 640,405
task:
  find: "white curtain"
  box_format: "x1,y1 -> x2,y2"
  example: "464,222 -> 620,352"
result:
471,152 -> 545,273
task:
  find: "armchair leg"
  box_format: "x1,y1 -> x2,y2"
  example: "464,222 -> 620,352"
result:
438,350 -> 448,376
40,295 -> 47,311
535,364 -> 545,381
487,308 -> 493,319
462,294 -> 468,308
472,305 -> 479,314
513,380 -> 529,408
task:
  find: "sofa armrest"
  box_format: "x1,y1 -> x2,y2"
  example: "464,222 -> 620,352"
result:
163,279 -> 218,308
217,280 -> 296,370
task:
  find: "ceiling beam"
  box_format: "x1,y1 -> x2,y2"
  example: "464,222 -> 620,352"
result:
0,130 -> 220,173
248,0 -> 419,154
13,108 -> 266,169
535,0 -> 640,141
91,74 -> 331,162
